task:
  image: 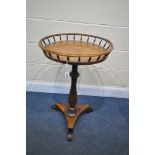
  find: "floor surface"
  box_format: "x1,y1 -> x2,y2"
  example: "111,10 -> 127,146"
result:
26,92 -> 129,155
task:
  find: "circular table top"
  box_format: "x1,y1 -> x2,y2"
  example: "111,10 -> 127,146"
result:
39,33 -> 113,65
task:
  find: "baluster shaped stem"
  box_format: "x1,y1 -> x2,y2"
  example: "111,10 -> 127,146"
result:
68,64 -> 79,117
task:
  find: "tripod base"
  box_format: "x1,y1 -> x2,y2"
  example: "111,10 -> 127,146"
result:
52,102 -> 93,141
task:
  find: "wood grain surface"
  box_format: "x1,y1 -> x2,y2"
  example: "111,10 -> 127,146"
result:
46,40 -> 109,57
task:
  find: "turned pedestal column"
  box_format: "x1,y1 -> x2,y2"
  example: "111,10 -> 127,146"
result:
68,64 -> 79,117
52,64 -> 93,141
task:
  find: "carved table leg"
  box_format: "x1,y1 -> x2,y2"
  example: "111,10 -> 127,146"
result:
52,64 -> 93,141
68,64 -> 79,117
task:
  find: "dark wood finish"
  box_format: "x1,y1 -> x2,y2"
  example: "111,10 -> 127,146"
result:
51,64 -> 93,141
38,33 -> 113,141
68,65 -> 79,107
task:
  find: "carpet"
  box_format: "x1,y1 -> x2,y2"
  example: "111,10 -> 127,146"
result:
26,92 -> 129,155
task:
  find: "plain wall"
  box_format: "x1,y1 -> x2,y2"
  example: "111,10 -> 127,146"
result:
26,0 -> 129,88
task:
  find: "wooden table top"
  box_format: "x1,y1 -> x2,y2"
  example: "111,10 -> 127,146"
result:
39,33 -> 113,65
45,40 -> 109,57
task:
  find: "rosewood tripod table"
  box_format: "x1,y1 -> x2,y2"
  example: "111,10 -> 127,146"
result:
39,33 -> 113,141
